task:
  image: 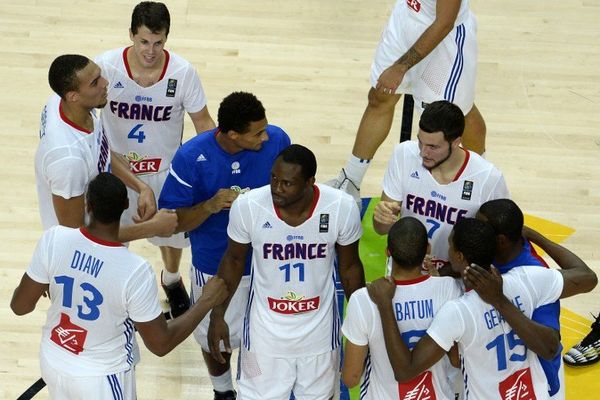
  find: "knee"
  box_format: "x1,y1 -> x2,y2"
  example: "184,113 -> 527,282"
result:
366,88 -> 399,110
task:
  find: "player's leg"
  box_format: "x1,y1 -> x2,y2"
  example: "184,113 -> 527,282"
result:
292,349 -> 339,400
237,348 -> 296,400
159,245 -> 190,318
462,104 -> 486,154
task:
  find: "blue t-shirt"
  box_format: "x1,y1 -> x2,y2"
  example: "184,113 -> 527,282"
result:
494,239 -> 562,396
158,125 -> 291,275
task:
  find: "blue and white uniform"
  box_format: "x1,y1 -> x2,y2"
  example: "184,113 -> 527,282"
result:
28,226 -> 162,399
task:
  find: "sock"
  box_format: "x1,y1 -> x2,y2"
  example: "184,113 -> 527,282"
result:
161,270 -> 181,287
210,368 -> 234,392
343,155 -> 371,187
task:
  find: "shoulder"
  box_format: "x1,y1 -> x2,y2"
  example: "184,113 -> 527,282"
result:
466,151 -> 503,176
165,51 -> 195,73
178,130 -> 217,156
94,47 -> 125,67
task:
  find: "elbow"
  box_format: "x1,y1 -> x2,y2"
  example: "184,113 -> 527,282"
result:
372,221 -> 390,236
10,303 -> 33,316
147,344 -> 170,357
341,372 -> 360,389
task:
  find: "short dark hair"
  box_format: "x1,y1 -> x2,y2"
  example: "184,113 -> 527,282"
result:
419,100 -> 465,142
218,92 -> 266,134
388,218 -> 428,269
478,199 -> 524,243
48,54 -> 90,98
86,173 -> 128,224
276,144 -> 316,181
131,1 -> 170,36
452,218 -> 496,269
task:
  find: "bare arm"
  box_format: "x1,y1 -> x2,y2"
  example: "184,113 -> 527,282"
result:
135,276 -> 227,357
118,209 -> 178,243
52,194 -> 85,228
368,277 -> 447,382
372,191 -> 402,235
208,239 -> 249,363
337,240 -> 366,298
188,106 -> 216,135
524,227 -> 598,297
174,189 -> 238,234
342,340 -> 368,388
10,273 -> 49,316
465,264 -> 560,360
110,151 -> 156,222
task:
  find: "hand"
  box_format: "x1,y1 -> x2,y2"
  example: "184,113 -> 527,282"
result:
208,315 -> 231,364
423,255 -> 440,277
464,264 -> 504,307
133,185 -> 157,223
145,209 -> 178,237
367,276 -> 396,310
205,189 -> 239,214
376,64 -> 407,94
199,277 -> 229,308
373,200 -> 401,226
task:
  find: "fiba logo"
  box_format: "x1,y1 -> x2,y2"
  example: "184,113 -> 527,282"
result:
231,161 -> 241,174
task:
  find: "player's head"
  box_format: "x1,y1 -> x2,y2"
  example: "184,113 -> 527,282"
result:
218,92 -> 269,151
48,54 -> 108,108
417,101 -> 465,169
129,2 -> 170,68
387,217 -> 429,271
448,218 -> 496,275
477,199 -> 524,245
131,1 -> 170,36
86,173 -> 128,224
271,144 -> 316,208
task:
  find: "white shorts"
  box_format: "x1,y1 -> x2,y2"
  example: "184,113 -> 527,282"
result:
120,169 -> 189,248
237,347 -> 340,400
40,352 -> 136,400
371,2 -> 478,114
191,268 -> 251,352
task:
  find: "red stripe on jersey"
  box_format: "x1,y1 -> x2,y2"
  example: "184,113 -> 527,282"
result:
274,185 -> 321,221
452,148 -> 470,182
80,227 -> 124,247
123,47 -> 133,80
59,101 -> 92,134
158,50 -> 170,81
122,48 -> 170,82
395,275 -> 431,285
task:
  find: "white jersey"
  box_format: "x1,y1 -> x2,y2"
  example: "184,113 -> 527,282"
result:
35,94 -> 111,229
400,0 -> 471,27
343,276 -> 462,400
427,267 -> 564,400
228,184 -> 363,357
27,226 -> 162,377
383,141 -> 509,267
95,47 -> 207,175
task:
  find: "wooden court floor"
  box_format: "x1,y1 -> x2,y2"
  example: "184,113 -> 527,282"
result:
0,0 -> 599,398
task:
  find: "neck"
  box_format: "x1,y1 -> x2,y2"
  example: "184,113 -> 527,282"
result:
85,220 -> 120,243
495,239 -> 525,265
127,47 -> 165,74
391,264 -> 423,281
277,186 -> 315,225
60,99 -> 93,130
215,130 -> 243,154
434,146 -> 466,176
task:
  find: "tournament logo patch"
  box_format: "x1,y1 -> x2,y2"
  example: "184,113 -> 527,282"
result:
461,180 -> 473,200
268,291 -> 320,314
166,78 -> 177,97
398,370 -> 436,400
319,213 -> 329,233
50,313 -> 88,355
125,151 -> 162,174
498,368 -> 536,400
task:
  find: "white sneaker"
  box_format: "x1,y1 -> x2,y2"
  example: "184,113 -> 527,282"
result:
325,168 -> 362,211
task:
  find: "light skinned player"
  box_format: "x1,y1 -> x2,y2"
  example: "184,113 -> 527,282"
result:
11,173 -> 227,400
95,1 -> 216,318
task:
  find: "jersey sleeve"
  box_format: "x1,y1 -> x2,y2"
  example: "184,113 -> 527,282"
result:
426,300 -> 466,351
44,149 -> 91,199
483,169 -> 510,201
227,195 -> 252,244
158,147 -> 195,209
382,143 -> 405,201
336,195 -> 363,245
523,267 -> 564,308
341,289 -> 371,346
182,65 -> 207,114
126,261 -> 163,322
26,227 -> 57,284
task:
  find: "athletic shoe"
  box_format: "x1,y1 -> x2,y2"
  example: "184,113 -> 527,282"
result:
563,314 -> 600,366
214,389 -> 237,400
162,278 -> 190,319
325,168 -> 362,211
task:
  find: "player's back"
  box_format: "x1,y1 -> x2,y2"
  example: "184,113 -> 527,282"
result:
29,226 -> 161,377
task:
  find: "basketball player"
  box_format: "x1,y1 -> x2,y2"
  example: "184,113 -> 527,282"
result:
158,92 -> 290,400
373,100 -> 508,274
368,218 -> 597,399
35,54 -> 177,241
477,199 -> 564,399
208,144 -> 365,400
11,173 -> 227,400
342,217 -> 461,399
95,1 -> 216,318
329,0 -> 485,205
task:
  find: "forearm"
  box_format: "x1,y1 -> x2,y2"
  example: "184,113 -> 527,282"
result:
110,151 -> 147,193
174,202 -> 214,233
118,222 -> 153,242
339,262 -> 366,299
526,228 -> 583,271
158,300 -> 214,356
395,17 -> 455,71
377,303 -> 415,381
373,218 -> 394,235
494,296 -> 560,360
212,256 -> 246,320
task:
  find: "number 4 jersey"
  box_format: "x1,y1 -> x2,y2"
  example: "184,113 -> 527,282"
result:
427,266 -> 564,400
228,184 -> 363,357
26,226 -> 162,376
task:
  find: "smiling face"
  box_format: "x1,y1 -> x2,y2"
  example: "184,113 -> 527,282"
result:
270,157 -> 314,209
129,25 -> 167,69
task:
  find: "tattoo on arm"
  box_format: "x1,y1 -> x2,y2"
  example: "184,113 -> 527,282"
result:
395,47 -> 423,69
